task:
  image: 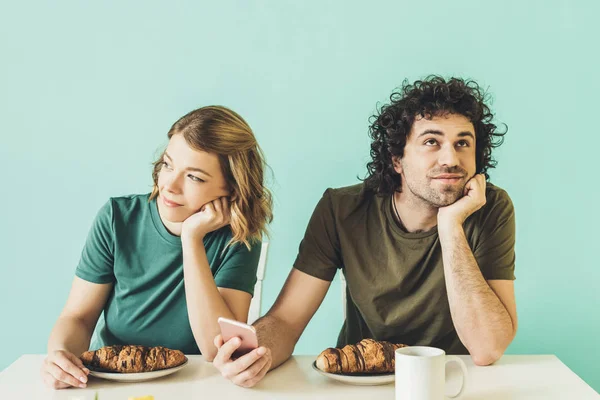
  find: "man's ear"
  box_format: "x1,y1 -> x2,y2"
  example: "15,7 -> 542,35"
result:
392,156 -> 403,175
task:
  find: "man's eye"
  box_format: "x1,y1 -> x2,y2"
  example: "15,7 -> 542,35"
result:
457,140 -> 470,147
424,139 -> 437,146
188,174 -> 205,183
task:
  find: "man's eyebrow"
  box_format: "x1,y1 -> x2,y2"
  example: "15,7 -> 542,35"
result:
417,129 -> 475,140
457,131 -> 475,140
164,152 -> 212,177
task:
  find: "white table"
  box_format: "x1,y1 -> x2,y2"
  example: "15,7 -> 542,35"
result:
0,355 -> 597,399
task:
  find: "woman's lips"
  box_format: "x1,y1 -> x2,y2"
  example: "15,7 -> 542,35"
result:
162,195 -> 183,207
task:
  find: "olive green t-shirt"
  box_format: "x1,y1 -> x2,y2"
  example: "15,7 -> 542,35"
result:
294,182 -> 515,354
75,194 -> 261,354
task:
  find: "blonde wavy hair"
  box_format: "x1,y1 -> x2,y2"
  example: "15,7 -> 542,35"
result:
150,106 -> 273,249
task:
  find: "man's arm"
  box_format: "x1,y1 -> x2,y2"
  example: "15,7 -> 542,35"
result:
437,174 -> 517,365
212,268 -> 331,387
438,226 -> 517,365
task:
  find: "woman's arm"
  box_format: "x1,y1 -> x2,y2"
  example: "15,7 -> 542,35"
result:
182,240 -> 252,361
181,197 -> 255,360
43,277 -> 112,389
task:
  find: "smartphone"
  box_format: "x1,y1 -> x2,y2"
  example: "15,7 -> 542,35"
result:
217,317 -> 259,356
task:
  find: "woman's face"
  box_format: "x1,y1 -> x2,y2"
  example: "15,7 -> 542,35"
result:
157,133 -> 230,224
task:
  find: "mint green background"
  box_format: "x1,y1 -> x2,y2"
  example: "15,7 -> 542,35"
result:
1,0 -> 598,393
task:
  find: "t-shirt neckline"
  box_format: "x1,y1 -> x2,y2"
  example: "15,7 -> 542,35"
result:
385,195 -> 439,239
149,196 -> 182,245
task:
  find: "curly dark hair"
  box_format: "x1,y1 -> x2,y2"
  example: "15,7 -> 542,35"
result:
363,76 -> 507,196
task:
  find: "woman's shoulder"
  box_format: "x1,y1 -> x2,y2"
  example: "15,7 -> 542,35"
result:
95,193 -> 153,226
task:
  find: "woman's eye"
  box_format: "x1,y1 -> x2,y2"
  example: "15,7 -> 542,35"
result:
162,161 -> 172,169
188,174 -> 205,183
424,139 -> 437,146
457,140 -> 470,147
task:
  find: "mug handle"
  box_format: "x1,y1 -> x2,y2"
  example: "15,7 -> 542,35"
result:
444,355 -> 468,398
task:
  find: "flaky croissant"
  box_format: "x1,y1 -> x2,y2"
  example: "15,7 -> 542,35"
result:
80,345 -> 187,373
316,338 -> 407,374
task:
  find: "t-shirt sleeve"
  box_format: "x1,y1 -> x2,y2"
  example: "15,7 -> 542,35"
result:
473,188 -> 516,280
75,200 -> 116,284
293,189 -> 341,282
214,240 -> 261,296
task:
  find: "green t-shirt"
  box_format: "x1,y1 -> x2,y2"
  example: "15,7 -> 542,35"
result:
294,182 -> 515,354
75,194 -> 261,354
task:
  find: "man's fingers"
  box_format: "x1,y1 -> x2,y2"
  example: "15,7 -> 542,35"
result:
240,356 -> 271,388
46,362 -> 85,388
213,337 -> 241,367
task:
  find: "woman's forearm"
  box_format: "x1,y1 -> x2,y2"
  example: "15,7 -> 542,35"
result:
47,315 -> 94,356
182,239 -> 237,361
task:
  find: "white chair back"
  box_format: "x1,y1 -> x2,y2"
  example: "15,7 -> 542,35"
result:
247,242 -> 269,324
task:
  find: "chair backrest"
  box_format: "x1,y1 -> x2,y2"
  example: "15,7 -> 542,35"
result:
247,242 -> 269,324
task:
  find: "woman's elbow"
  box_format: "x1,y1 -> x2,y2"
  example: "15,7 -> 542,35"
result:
202,348 -> 218,362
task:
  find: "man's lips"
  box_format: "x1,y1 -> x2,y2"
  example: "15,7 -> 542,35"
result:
162,195 -> 183,207
431,174 -> 465,184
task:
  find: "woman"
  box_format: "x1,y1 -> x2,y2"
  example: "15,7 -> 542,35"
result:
40,106 -> 273,389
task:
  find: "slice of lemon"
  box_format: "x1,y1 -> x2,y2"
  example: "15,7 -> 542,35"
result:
128,396 -> 154,400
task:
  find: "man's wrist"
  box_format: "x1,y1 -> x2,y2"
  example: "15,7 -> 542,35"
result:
437,218 -> 465,240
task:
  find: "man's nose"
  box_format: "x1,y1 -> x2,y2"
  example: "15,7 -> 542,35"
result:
438,145 -> 459,167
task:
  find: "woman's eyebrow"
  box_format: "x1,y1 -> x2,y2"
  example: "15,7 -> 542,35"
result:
164,152 -> 213,177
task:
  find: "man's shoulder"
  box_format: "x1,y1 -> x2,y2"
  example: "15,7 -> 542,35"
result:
484,182 -> 513,209
324,182 -> 375,209
327,182 -> 366,198
467,182 -> 514,231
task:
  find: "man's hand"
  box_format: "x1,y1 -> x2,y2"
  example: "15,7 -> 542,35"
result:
438,174 -> 487,232
212,334 -> 272,388
181,197 -> 230,241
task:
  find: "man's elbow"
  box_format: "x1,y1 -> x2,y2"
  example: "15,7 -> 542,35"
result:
470,349 -> 503,366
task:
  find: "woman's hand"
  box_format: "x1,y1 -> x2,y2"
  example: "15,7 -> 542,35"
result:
41,349 -> 89,389
181,197 -> 231,241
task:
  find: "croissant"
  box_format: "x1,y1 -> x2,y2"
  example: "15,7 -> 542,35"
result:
80,345 -> 187,373
316,338 -> 407,374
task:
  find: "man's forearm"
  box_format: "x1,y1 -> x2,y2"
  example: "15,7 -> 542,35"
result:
439,225 -> 515,365
254,314 -> 298,370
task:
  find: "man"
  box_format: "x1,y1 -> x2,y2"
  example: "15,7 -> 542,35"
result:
212,76 -> 517,388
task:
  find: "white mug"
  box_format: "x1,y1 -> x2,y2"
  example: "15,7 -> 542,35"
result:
395,346 -> 468,400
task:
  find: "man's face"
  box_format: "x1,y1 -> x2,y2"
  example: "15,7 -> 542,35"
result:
393,113 -> 477,207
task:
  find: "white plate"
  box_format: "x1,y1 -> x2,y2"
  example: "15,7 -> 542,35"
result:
311,361 -> 395,386
88,359 -> 188,383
